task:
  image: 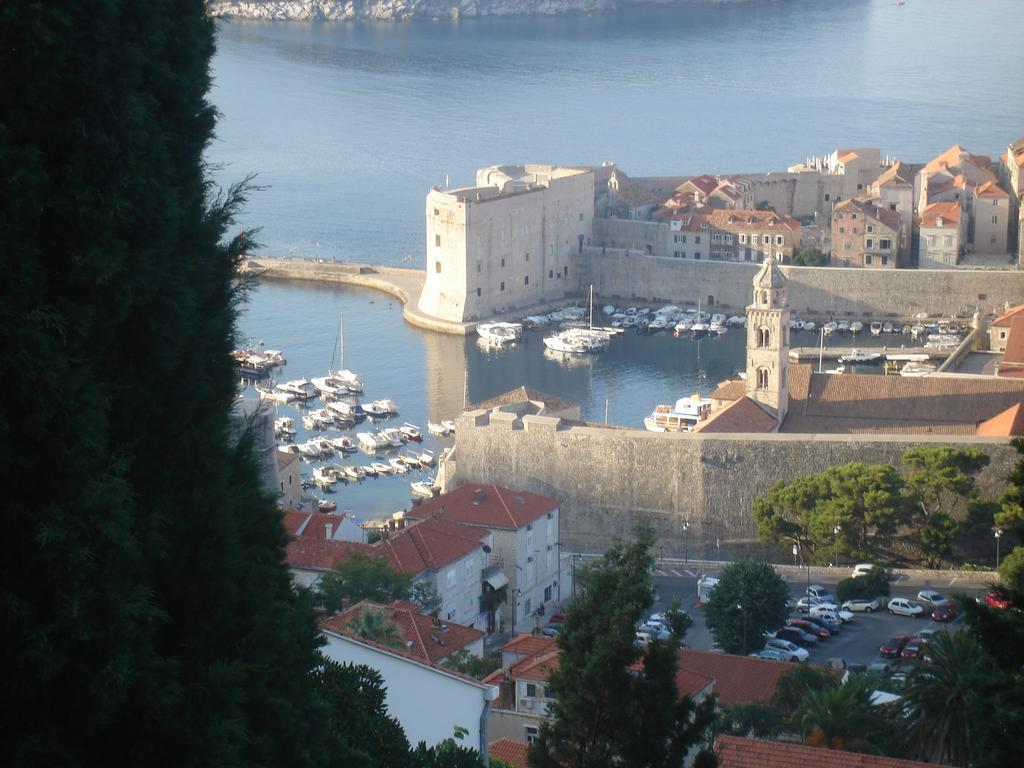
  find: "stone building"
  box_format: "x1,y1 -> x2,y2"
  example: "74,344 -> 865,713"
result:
862,160 -> 915,247
1000,137 -> 1024,264
830,198 -> 903,268
417,164 -> 594,323
745,255 -> 789,425
917,201 -> 965,268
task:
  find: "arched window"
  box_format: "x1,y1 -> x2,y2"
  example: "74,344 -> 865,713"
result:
760,290 -> 769,305
757,368 -> 770,390
757,327 -> 771,348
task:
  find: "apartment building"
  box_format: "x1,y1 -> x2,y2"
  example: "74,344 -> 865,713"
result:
917,201 -> 966,268
830,198 -> 903,268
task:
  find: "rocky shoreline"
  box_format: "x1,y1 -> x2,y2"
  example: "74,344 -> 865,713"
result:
207,0 -> 743,22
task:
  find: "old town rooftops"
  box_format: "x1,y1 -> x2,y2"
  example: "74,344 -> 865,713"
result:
715,735 -> 937,768
918,201 -> 962,227
409,483 -> 559,531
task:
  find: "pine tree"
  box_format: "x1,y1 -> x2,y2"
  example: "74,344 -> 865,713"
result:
1,2 -> 335,765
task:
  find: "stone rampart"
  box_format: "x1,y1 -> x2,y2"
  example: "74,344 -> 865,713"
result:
575,247 -> 1024,318
450,411 -> 1018,558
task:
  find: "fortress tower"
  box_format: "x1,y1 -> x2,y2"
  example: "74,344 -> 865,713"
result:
746,254 -> 789,424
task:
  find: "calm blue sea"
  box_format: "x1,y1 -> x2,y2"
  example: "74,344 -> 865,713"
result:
212,0 -> 1024,516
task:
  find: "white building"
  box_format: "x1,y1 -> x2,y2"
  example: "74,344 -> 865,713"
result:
409,483 -> 561,632
417,164 -> 594,323
321,601 -> 496,759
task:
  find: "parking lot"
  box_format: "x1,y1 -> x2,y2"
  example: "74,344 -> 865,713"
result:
649,566 -> 981,668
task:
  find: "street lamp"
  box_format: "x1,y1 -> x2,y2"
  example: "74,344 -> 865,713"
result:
736,602 -> 748,653
995,528 -> 1004,569
683,521 -> 690,564
833,525 -> 841,568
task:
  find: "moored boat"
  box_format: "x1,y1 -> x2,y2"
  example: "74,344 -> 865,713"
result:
643,393 -> 713,432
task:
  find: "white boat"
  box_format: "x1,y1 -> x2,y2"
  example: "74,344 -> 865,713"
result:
911,323 -> 926,339
371,398 -> 399,415
311,375 -> 349,397
389,457 -> 409,473
674,319 -> 693,334
870,322 -> 883,337
357,431 -> 389,451
643,393 -> 713,432
378,427 -> 405,447
477,322 -> 523,345
312,466 -> 339,488
342,465 -> 364,481
823,322 -> 837,336
837,321 -> 850,333
849,321 -> 864,334
417,449 -> 435,466
411,478 -> 436,499
839,349 -> 882,364
311,438 -> 336,456
326,400 -> 363,422
274,417 -> 297,437
602,304 -> 616,315
360,464 -> 378,477
427,421 -> 450,437
825,365 -> 847,375
330,436 -> 357,453
296,441 -> 322,459
276,379 -> 318,401
257,387 -> 295,404
900,361 -> 937,377
402,452 -> 422,468
400,423 -> 423,441
371,461 -> 394,475
803,321 -> 816,333
441,419 -> 457,434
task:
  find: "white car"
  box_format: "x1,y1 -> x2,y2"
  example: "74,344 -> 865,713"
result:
916,590 -> 948,606
888,598 -> 925,617
811,605 -> 854,624
795,596 -> 839,613
851,563 -> 877,578
842,597 -> 881,613
806,584 -> 835,602
763,638 -> 809,662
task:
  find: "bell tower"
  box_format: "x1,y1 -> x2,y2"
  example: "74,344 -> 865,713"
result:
746,255 -> 789,424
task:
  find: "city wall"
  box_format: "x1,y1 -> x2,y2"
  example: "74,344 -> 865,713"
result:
449,410 -> 1018,559
576,244 -> 1024,318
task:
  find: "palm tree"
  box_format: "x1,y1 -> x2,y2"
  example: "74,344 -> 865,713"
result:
902,629 -> 983,766
794,674 -> 892,754
351,608 -> 402,649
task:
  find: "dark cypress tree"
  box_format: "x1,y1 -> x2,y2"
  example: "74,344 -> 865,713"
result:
0,2 -> 336,765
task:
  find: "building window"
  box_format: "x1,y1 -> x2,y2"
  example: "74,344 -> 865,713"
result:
757,327 -> 770,348
433,208 -> 439,216
500,257 -> 505,267
525,726 -> 539,744
762,235 -> 770,245
524,275 -> 529,285
739,233 -> 747,244
776,252 -> 784,260
434,234 -> 441,247
694,235 -> 701,244
944,236 -> 952,247
824,194 -> 830,201
866,239 -> 873,249
525,252 -> 530,262
757,368 -> 769,389
564,266 -> 568,276
724,233 -> 733,244
880,239 -> 891,249
446,569 -> 456,589
775,235 -> 784,245
544,585 -> 552,602
866,225 -> 874,233
889,203 -> 897,211
851,213 -> 858,220
476,262 -> 481,273
476,288 -> 481,297
844,241 -> 852,251
434,261 -> 441,273
526,683 -> 537,697
992,215 -> 999,224
549,269 -> 554,278
866,254 -> 872,265
857,183 -> 863,191
881,255 -> 888,266
991,235 -> 997,244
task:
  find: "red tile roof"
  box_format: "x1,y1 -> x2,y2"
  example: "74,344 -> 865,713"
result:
501,634 -> 560,658
992,304 -> 1024,327
489,739 -> 529,768
678,174 -> 719,197
322,600 -> 483,665
693,396 -> 778,434
409,483 -> 559,531
375,516 -> 487,575
282,509 -> 312,536
918,201 -> 961,228
1003,316 -> 1024,364
705,208 -> 801,233
975,180 -> 1009,199
872,161 -> 913,189
676,649 -> 798,706
715,735 -> 936,768
976,403 -> 1024,436
711,379 -> 747,403
286,537 -> 368,572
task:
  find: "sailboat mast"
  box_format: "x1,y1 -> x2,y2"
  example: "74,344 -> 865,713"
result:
589,284 -> 594,330
818,326 -> 825,374
338,315 -> 344,371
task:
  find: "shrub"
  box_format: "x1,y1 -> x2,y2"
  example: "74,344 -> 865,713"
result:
835,568 -> 890,601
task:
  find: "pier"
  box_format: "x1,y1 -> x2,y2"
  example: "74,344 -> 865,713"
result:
788,346 -> 952,362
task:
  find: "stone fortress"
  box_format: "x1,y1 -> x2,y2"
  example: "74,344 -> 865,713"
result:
416,143 -> 1024,328
440,259 -> 1024,558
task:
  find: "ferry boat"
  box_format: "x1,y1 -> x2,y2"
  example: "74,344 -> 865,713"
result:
643,392 -> 713,432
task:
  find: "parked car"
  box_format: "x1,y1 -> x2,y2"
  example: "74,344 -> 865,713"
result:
811,605 -> 853,624
851,563 -> 879,578
764,638 -> 810,662
900,640 -> 925,660
982,590 -> 1013,610
888,598 -> 925,617
931,602 -> 959,623
806,584 -> 836,602
879,635 -> 911,658
916,590 -> 948,606
541,625 -> 560,637
775,626 -> 818,647
788,618 -> 830,640
914,628 -> 942,645
804,613 -> 841,634
868,661 -> 892,675
750,648 -> 791,662
842,597 -> 881,613
636,621 -> 672,641
795,596 -> 840,613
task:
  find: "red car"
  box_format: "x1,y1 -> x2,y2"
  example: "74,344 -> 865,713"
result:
900,640 -> 924,659
788,619 -> 830,640
931,603 -> 958,622
983,590 -> 1013,611
880,635 -> 911,658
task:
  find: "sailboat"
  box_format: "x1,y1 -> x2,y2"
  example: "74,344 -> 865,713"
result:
543,285 -> 611,354
312,315 -> 364,396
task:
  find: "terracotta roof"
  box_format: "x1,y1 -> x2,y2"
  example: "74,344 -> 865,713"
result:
375,516 -> 487,575
1003,316 -> 1024,363
1012,138 -> 1024,168
282,509 -> 312,536
837,151 -> 859,164
286,537 -> 368,572
489,740 -> 529,768
711,379 -> 746,402
706,208 -> 801,233
678,174 -> 719,197
781,369 -> 1024,435
976,403 -> 1024,436
975,180 -> 1009,199
470,386 -> 577,415
919,201 -> 962,228
322,600 -> 483,666
996,364 -> 1024,379
693,396 -> 778,433
676,649 -> 798,706
833,199 -> 900,232
924,144 -> 974,173
276,449 -> 300,470
675,665 -> 716,699
992,304 -> 1024,327
715,735 -> 936,768
872,161 -> 913,189
410,483 -> 559,531
501,634 -> 560,658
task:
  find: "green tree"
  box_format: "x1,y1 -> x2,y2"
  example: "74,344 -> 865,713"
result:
753,475 -> 827,558
834,567 -> 890,602
902,447 -> 990,522
411,580 -> 443,616
919,511 -> 961,567
1,3 -> 336,765
995,437 -> 1024,541
529,526 -> 717,768
705,560 -> 790,655
793,674 -> 895,754
352,607 -> 403,648
771,666 -> 840,717
998,546 -> 1024,593
318,661 -> 411,768
442,649 -> 502,680
318,550 -> 411,612
902,630 -> 984,766
718,702 -> 784,738
791,247 -> 829,266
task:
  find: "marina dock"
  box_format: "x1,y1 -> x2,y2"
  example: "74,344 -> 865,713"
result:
789,346 -> 952,362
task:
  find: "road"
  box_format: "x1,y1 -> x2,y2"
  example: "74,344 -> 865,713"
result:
649,566 -> 986,669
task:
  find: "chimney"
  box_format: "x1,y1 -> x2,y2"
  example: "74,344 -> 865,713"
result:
325,522 -> 334,540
